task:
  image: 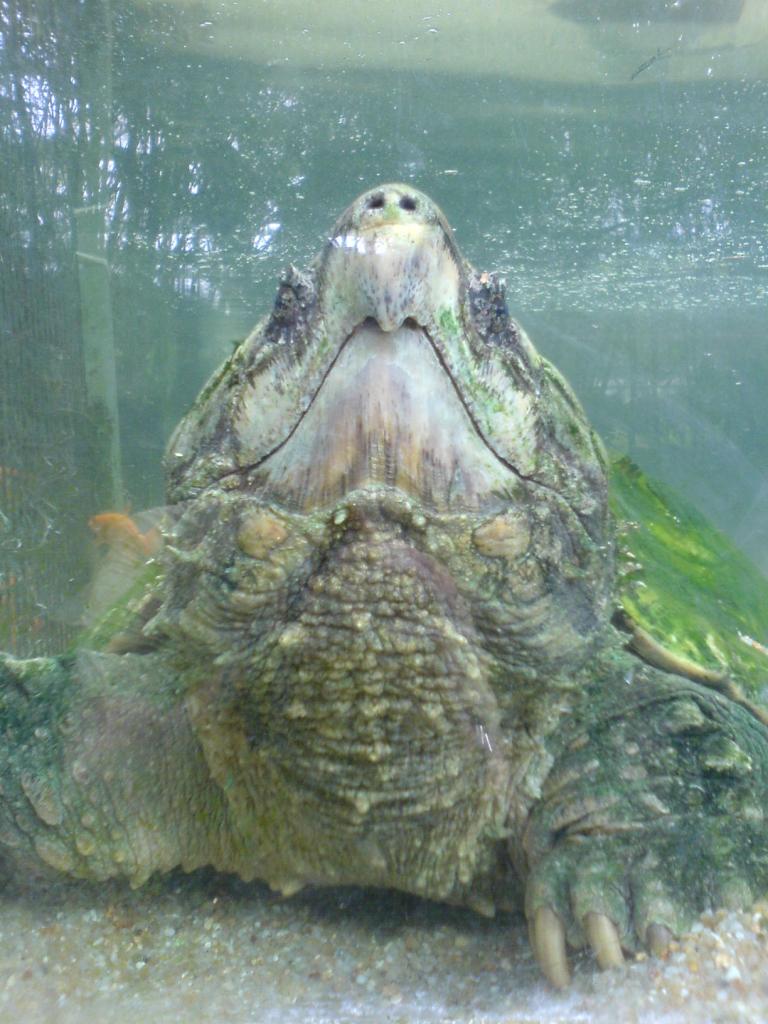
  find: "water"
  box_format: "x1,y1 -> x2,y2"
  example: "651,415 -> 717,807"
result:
1,1 -> 767,1020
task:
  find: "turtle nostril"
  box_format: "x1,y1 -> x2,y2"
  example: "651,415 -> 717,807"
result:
399,195 -> 417,211
367,193 -> 385,210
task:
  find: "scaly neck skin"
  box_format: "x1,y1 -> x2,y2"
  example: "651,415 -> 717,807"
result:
173,502 -> 595,907
180,511 -> 514,906
251,523 -> 502,814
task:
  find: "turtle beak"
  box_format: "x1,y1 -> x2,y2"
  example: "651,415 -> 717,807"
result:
323,220 -> 461,334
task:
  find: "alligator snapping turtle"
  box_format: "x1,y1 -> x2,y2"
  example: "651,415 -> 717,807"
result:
2,184 -> 768,989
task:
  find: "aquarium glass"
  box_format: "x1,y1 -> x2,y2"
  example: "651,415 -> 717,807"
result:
0,0 -> 766,1019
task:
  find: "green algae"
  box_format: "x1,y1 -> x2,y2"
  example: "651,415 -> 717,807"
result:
438,307 -> 460,336
610,456 -> 768,698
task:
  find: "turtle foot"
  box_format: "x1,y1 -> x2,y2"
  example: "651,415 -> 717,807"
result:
522,664 -> 768,986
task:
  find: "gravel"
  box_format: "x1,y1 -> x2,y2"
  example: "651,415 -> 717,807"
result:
0,871 -> 766,1023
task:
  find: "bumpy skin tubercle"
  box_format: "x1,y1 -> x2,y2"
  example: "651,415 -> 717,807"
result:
1,184 -> 767,990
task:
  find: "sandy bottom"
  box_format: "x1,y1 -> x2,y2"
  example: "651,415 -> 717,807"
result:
0,871 -> 766,1023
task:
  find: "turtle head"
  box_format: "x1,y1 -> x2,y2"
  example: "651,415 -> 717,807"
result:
165,184 -> 614,665
167,183 -> 608,546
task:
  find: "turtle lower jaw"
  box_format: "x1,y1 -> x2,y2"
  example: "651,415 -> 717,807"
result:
245,319 -> 518,514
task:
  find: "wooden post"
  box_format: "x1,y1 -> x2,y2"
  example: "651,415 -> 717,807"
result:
75,204 -> 124,509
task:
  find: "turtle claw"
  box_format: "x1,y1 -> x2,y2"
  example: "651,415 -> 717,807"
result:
531,905 -> 570,989
529,907 -> 625,987
646,922 -> 675,958
584,911 -> 625,970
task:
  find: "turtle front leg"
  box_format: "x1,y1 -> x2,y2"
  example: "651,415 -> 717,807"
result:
521,652 -> 768,987
0,650 -> 230,885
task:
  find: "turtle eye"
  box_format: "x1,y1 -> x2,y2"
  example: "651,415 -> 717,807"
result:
399,195 -> 417,211
367,193 -> 385,210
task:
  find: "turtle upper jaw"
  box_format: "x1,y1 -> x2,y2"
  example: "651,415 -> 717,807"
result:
321,218 -> 463,334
